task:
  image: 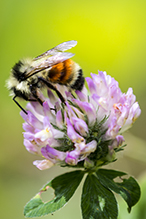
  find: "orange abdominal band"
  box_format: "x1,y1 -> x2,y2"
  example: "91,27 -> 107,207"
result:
49,59 -> 73,84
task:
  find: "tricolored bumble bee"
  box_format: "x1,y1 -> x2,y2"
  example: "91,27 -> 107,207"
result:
6,40 -> 84,114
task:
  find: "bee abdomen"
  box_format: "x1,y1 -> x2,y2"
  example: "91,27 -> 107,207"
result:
48,59 -> 74,84
70,69 -> 84,91
59,59 -> 74,84
48,59 -> 84,91
48,62 -> 64,83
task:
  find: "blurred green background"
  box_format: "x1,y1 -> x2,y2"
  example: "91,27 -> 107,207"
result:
1,0 -> 146,218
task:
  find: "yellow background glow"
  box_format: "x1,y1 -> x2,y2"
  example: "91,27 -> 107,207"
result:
0,0 -> 146,218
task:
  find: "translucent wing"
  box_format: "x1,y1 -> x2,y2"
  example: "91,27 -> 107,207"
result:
38,52 -> 75,68
34,40 -> 77,60
24,52 -> 75,79
52,40 -> 77,52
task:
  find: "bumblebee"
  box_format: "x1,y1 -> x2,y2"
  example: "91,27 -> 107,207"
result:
6,40 -> 84,114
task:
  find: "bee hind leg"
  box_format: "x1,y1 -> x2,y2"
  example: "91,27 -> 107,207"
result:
38,77 -> 65,103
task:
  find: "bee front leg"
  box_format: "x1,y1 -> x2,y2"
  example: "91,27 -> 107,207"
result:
29,85 -> 44,105
13,95 -> 28,114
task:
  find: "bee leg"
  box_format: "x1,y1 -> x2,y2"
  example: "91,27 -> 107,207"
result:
38,77 -> 65,103
13,95 -> 28,115
27,98 -> 37,101
29,85 -> 44,105
50,105 -> 57,113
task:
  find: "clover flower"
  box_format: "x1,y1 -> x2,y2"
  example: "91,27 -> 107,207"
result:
21,71 -> 141,170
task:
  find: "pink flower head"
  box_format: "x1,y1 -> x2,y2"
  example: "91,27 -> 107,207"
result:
21,71 -> 141,170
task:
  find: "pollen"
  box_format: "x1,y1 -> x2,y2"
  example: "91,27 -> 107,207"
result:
76,137 -> 84,143
46,127 -> 50,133
34,126 -> 53,141
113,103 -> 118,110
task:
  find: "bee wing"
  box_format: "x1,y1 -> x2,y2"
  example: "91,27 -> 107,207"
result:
52,40 -> 77,52
34,40 -> 77,60
24,52 -> 75,79
38,52 -> 75,68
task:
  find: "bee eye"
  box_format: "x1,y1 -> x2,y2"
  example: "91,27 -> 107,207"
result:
20,72 -> 27,81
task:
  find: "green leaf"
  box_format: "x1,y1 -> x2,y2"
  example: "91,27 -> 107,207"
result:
24,170 -> 84,218
97,169 -> 127,180
116,177 -> 141,212
96,169 -> 141,212
81,174 -> 118,219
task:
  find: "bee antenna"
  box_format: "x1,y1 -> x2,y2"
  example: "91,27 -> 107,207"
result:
13,95 -> 28,115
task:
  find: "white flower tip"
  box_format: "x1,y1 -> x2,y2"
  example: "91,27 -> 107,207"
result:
33,159 -> 54,170
35,127 -> 53,141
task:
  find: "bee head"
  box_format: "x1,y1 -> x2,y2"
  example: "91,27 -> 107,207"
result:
6,59 -> 32,99
12,60 -> 26,82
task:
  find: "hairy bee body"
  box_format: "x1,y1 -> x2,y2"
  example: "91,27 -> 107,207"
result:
6,40 -> 84,113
